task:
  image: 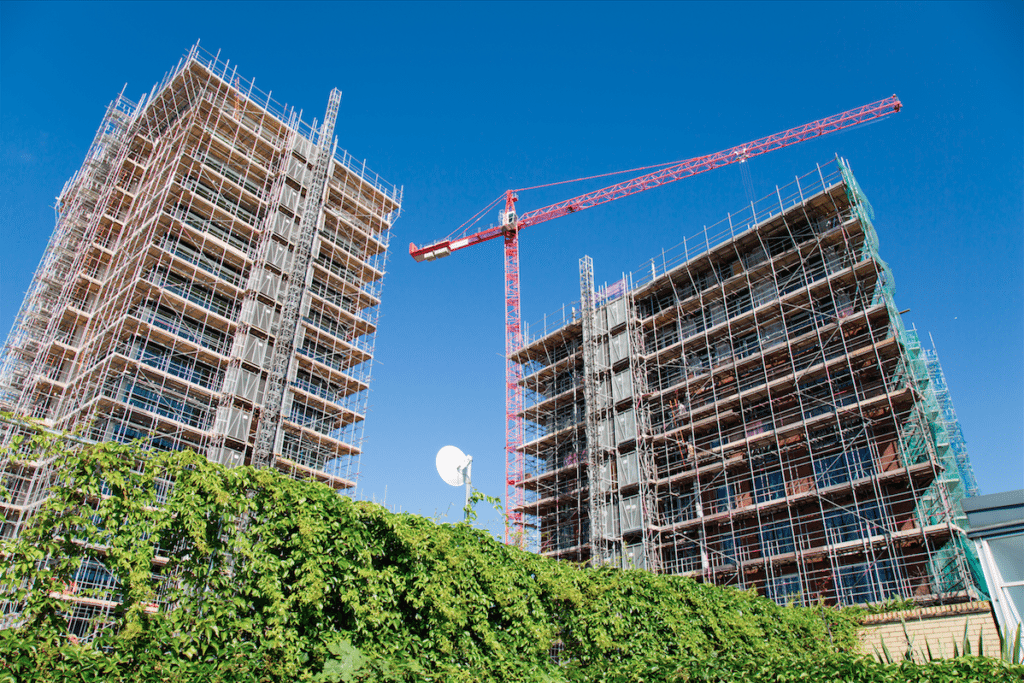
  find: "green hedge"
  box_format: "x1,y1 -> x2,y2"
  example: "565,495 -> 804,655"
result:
1,435 -> 1020,682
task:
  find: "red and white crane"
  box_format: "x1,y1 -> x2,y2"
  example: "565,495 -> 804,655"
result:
410,96 -> 902,545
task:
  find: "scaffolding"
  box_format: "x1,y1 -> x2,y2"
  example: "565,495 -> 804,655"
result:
0,415 -> 180,640
0,44 -> 401,546
511,158 -> 980,606
923,343 -> 980,501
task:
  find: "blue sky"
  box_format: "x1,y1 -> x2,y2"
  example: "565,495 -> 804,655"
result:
1,2 -> 1021,535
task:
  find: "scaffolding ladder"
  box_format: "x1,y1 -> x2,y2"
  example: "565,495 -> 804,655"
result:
252,90 -> 341,469
580,255 -> 619,565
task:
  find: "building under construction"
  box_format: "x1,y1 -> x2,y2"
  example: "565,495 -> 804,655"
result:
511,158 -> 982,606
0,45 -> 401,546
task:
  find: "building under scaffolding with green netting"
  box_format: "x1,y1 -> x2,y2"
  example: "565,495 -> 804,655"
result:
510,157 -> 986,606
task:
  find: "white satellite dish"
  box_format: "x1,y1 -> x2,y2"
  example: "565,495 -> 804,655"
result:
435,445 -> 473,517
436,445 -> 471,486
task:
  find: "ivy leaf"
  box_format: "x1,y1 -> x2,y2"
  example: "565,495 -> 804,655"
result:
320,636 -> 366,682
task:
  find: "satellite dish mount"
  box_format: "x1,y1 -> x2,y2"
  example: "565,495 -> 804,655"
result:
435,445 -> 473,519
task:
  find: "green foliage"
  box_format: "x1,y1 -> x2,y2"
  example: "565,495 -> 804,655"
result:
318,636 -> 367,683
462,488 -> 503,527
859,595 -> 919,616
1001,624 -> 1023,665
647,650 -> 1023,682
870,612 -> 1022,667
2,436 -> 1022,682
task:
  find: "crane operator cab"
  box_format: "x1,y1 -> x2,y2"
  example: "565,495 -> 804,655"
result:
499,209 -> 518,226
500,190 -> 519,232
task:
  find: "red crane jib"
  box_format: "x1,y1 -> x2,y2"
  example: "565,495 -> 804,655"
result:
408,95 -> 901,262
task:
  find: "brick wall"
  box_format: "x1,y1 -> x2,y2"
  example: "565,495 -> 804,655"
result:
858,601 -> 1001,662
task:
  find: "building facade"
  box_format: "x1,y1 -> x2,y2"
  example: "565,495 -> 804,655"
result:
512,158 -> 980,606
0,45 -> 401,542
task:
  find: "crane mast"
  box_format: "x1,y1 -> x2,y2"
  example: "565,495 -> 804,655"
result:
501,192 -> 524,542
412,95 -> 902,547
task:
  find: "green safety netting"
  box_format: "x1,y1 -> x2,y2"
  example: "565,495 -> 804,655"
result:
838,157 -> 985,601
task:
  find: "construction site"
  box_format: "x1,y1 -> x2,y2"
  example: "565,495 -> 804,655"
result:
0,43 -> 401,560
0,43 -> 984,640
508,159 -> 983,606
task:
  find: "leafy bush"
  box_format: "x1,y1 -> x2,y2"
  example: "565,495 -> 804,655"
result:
1,435 -> 1021,682
858,595 -> 919,616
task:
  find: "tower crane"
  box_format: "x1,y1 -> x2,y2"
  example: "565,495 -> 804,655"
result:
410,96 -> 902,546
